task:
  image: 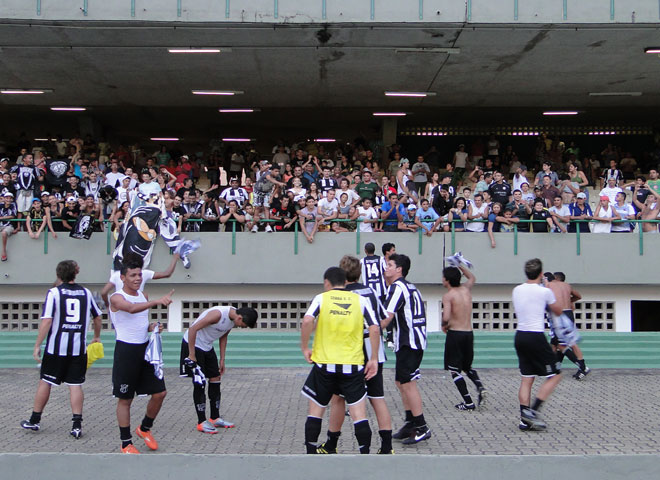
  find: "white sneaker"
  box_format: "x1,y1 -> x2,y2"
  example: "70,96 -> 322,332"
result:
251,225 -> 258,233
265,225 -> 273,232
210,417 -> 235,428
196,420 -> 218,434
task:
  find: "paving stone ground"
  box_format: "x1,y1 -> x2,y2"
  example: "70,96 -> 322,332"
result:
3,367 -> 658,455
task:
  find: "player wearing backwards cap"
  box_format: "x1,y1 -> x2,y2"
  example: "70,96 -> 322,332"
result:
512,258 -> 563,431
300,267 -> 380,454
180,305 -> 258,434
441,253 -> 487,411
0,191 -> 18,261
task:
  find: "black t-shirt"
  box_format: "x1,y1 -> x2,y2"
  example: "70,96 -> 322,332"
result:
633,188 -> 649,213
64,184 -> 85,199
45,158 -> 71,188
506,201 -> 531,232
488,182 -> 512,206
61,205 -> 80,228
0,181 -> 17,197
221,207 -> 245,232
531,210 -> 551,232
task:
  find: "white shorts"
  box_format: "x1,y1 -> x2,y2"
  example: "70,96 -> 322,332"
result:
17,190 -> 33,213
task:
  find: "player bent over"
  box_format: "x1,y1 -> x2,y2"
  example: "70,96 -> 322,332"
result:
110,260 -> 174,453
21,260 -> 102,438
180,305 -> 258,433
301,267 -> 380,454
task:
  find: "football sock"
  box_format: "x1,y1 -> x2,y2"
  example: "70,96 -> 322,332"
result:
379,430 -> 393,452
208,382 -> 221,419
412,414 -> 427,429
467,369 -> 484,390
531,399 -> 544,412
354,420 -> 371,454
324,430 -> 341,450
304,416 -> 322,454
140,415 -> 154,432
71,414 -> 82,430
451,371 -> 474,405
29,411 -> 42,425
404,410 -> 413,423
193,383 -> 207,423
120,426 -> 132,448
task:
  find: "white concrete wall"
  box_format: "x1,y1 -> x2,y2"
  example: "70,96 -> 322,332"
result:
2,0 -> 658,23
2,282 -> 651,333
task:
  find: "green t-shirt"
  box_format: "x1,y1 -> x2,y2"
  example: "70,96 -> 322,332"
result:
355,181 -> 379,201
647,179 -> 660,195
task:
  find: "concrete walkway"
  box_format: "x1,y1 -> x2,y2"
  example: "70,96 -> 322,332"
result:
6,367 -> 657,455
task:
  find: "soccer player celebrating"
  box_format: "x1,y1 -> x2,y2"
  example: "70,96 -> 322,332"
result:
180,305 -> 258,433
441,261 -> 487,410
382,254 -> 431,444
513,258 -> 563,431
109,258 -> 174,453
300,267 -> 380,454
21,260 -> 102,438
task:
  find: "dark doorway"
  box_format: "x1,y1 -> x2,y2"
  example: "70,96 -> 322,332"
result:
631,301 -> 660,331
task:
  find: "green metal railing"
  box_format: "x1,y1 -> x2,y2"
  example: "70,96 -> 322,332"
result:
6,216 -> 658,258
449,218 -> 660,256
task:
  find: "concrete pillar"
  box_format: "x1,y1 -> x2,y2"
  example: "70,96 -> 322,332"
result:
381,117 -> 398,162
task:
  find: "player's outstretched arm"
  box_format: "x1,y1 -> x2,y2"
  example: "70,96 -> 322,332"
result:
460,265 -> 476,289
153,253 -> 180,280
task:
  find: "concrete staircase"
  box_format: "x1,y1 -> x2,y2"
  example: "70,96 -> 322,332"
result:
2,331 -> 660,369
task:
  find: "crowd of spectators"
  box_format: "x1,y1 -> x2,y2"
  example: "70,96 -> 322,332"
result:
0,132 -> 659,259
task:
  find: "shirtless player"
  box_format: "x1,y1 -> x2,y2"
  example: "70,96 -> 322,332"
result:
544,272 -> 590,380
441,263 -> 487,410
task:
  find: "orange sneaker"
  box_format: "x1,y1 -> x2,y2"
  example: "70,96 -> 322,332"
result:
121,444 -> 140,454
135,426 -> 158,450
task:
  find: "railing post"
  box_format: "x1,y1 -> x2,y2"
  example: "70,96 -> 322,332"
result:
355,220 -> 361,255
451,221 -> 455,254
418,226 -> 423,255
639,222 -> 644,256
231,221 -> 236,255
131,0 -> 135,17
43,223 -> 48,254
225,0 -> 230,18
106,220 -> 112,255
294,221 -> 298,255
576,223 -> 581,256
513,223 -> 518,256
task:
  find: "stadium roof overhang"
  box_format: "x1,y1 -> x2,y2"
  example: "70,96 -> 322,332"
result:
1,20 -> 659,144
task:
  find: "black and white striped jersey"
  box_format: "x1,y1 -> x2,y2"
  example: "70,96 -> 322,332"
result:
41,283 -> 101,356
360,255 -> 387,299
345,282 -> 387,364
11,164 -> 40,190
384,278 -> 427,351
219,187 -> 249,207
316,178 -> 338,197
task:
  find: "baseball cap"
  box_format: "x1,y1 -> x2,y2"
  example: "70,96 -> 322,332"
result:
181,155 -> 189,160
230,177 -> 239,182
399,158 -> 409,166
66,196 -> 76,203
519,165 -> 527,171
576,192 -> 587,199
41,191 -> 50,196
407,204 -> 417,210
0,157 -> 8,163
32,197 -> 41,203
3,191 -> 14,197
600,195 -> 609,201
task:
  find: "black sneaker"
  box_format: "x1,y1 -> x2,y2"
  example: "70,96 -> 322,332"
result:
316,443 -> 337,454
402,427 -> 432,445
520,409 -> 547,431
455,402 -> 476,411
20,420 -> 40,431
478,388 -> 487,407
70,427 -> 82,439
574,367 -> 591,381
392,422 -> 415,440
518,420 -> 531,431
377,448 -> 395,454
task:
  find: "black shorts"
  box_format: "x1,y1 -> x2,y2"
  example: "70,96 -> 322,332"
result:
40,353 -> 87,386
514,331 -> 560,377
112,340 -> 167,399
444,330 -> 474,373
366,363 -> 384,399
395,346 -> 423,384
179,340 -> 220,379
302,364 -> 367,407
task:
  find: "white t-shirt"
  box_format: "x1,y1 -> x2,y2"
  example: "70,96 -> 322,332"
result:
612,203 -> 635,232
110,289 -> 150,344
466,203 -> 487,232
513,283 -> 556,332
599,187 -> 623,204
357,206 -> 378,232
454,151 -> 468,169
337,188 -> 360,205
549,204 -> 571,230
183,306 -> 235,352
109,269 -> 155,292
105,172 -> 127,188
512,174 -> 528,192
593,204 -> 614,233
317,197 -> 339,217
116,186 -> 136,205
